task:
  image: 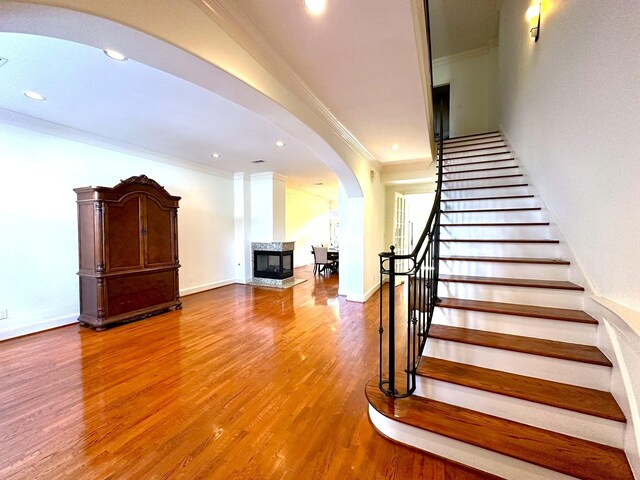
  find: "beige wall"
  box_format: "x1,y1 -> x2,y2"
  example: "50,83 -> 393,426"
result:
433,43 -> 499,137
285,189 -> 332,267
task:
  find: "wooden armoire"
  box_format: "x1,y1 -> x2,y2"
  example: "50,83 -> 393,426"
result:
74,175 -> 181,330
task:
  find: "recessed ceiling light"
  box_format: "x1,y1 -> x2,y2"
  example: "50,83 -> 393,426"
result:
391,144 -> 400,151
103,49 -> 128,61
211,153 -> 220,158
304,0 -> 327,15
24,91 -> 46,101
275,140 -> 285,147
251,159 -> 265,164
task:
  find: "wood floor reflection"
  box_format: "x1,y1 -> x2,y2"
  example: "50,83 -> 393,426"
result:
0,266 -> 494,479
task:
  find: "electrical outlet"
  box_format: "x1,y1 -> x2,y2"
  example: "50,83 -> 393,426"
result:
0,309 -> 7,320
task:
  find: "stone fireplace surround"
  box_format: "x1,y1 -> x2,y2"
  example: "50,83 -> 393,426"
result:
251,241 -> 296,287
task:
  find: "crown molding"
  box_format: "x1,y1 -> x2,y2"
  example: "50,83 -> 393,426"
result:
432,41 -> 499,68
191,0 -> 375,163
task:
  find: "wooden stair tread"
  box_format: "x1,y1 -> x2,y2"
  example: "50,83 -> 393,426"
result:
443,158 -> 515,168
439,256 -> 569,265
441,195 -> 535,203
441,222 -> 549,227
442,174 -> 523,183
440,165 -> 519,175
441,238 -> 559,243
366,381 -> 632,480
443,183 -> 528,192
428,324 -> 612,366
416,358 -> 626,422
440,296 -> 596,323
439,274 -> 583,291
442,207 -> 541,212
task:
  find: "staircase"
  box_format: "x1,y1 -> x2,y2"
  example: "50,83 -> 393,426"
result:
367,132 -> 635,479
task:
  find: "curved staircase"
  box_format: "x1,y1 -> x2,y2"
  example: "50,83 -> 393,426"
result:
367,132 -> 635,479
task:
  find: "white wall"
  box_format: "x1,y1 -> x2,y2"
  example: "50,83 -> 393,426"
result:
0,123 -> 236,339
285,188 -> 331,267
433,43 -> 499,138
498,0 -> 640,312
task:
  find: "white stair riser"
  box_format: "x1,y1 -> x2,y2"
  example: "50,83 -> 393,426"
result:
369,406 -> 576,480
442,168 -> 519,180
443,148 -> 510,160
442,185 -> 530,199
443,177 -> 526,189
440,225 -> 552,239
432,309 -> 596,344
442,158 -> 518,172
443,152 -> 512,163
442,210 -> 546,222
415,377 -> 624,448
444,133 -> 503,144
443,141 -> 505,150
441,242 -> 561,258
439,261 -> 569,281
438,282 -> 583,309
442,199 -> 540,211
424,339 -> 611,390
441,144 -> 508,156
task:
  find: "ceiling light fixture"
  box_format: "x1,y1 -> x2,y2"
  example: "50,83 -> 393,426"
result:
391,144 -> 400,151
211,153 -> 220,158
103,49 -> 128,61
24,91 -> 46,101
275,140 -> 285,147
304,0 -> 327,15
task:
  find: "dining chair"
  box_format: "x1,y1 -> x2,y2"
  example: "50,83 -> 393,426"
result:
312,246 -> 334,275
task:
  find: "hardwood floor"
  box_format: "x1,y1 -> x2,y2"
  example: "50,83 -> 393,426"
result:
0,266 -> 496,480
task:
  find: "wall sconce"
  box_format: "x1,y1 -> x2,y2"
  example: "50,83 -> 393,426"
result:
526,2 -> 541,42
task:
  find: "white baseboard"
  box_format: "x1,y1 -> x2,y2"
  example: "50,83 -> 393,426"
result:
0,314 -> 78,342
347,283 -> 380,303
180,279 -> 236,297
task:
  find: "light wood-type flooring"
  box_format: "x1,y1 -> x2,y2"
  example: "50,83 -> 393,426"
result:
0,266 -> 496,479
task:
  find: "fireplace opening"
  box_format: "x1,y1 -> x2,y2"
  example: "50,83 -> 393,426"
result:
253,250 -> 294,280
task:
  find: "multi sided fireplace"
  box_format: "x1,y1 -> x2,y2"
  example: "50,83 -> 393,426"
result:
253,250 -> 294,280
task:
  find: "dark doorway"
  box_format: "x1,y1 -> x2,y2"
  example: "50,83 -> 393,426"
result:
433,84 -> 450,140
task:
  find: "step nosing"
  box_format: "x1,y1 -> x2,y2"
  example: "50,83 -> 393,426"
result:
440,239 -> 559,243
436,297 -> 597,324
438,256 -> 571,265
439,274 -> 584,290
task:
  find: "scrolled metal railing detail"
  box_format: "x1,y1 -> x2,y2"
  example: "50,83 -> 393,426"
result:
378,104 -> 444,398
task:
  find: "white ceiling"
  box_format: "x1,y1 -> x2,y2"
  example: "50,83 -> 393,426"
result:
429,0 -> 499,59
0,1 -> 433,200
0,32 -> 339,198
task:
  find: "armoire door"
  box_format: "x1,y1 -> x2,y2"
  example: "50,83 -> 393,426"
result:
144,196 -> 175,267
105,194 -> 144,272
